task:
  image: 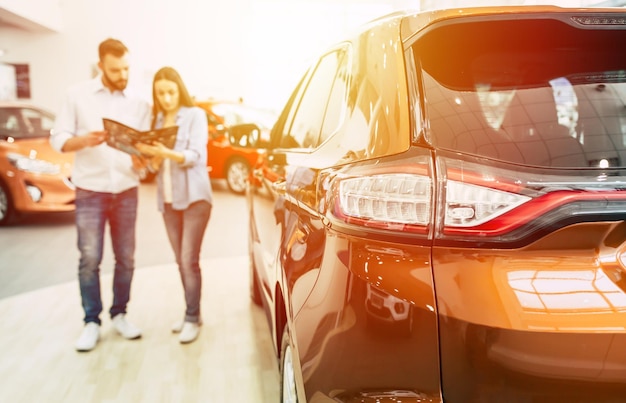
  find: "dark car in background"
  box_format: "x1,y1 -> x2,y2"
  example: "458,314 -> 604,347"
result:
243,6 -> 626,402
195,100 -> 275,194
0,102 -> 74,225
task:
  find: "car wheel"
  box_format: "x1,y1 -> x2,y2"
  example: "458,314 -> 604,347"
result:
280,326 -> 299,403
225,158 -> 250,195
0,180 -> 16,226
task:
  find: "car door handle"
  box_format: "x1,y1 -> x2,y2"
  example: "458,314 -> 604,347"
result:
271,180 -> 286,196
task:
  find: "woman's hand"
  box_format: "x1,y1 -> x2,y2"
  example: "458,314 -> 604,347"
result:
135,142 -> 161,157
136,141 -> 184,164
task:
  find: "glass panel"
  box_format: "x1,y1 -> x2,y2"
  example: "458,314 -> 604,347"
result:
283,50 -> 344,149
415,18 -> 626,168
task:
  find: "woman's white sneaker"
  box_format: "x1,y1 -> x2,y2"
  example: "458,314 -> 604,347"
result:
171,320 -> 184,333
172,318 -> 202,333
75,322 -> 100,352
178,322 -> 200,344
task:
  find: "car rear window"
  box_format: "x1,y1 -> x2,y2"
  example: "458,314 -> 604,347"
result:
413,17 -> 626,168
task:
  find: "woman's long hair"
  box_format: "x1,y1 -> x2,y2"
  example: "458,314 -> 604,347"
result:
151,66 -> 195,128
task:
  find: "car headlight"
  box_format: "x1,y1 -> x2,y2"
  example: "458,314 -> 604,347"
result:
25,183 -> 43,202
7,152 -> 60,175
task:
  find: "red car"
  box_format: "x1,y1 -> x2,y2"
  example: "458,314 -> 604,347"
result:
195,100 -> 275,194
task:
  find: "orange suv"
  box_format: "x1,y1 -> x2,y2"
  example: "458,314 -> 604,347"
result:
0,102 -> 74,225
243,6 -> 626,402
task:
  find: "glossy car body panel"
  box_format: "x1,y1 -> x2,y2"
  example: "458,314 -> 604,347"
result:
0,103 -> 74,224
290,236 -> 440,400
434,221 -> 626,400
0,139 -> 74,210
247,6 -> 626,402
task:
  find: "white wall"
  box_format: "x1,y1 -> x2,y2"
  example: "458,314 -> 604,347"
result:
0,63 -> 16,100
0,0 -> 411,114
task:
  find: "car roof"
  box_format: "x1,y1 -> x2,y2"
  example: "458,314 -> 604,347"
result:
399,5 -> 626,42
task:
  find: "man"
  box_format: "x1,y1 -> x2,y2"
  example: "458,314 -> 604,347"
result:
50,38 -> 151,352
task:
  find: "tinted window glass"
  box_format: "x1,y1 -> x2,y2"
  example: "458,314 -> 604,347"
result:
415,18 -> 626,168
0,107 -> 54,139
319,49 -> 349,145
282,50 -> 345,149
22,108 -> 55,138
0,108 -> 21,137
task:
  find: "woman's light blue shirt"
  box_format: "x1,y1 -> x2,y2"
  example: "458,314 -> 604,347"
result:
154,106 -> 213,212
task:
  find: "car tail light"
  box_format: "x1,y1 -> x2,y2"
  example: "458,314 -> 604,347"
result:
444,180 -> 530,227
438,159 -> 626,247
332,172 -> 533,237
332,173 -> 432,234
327,155 -> 626,245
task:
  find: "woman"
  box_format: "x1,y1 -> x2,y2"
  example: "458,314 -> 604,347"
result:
137,66 -> 213,344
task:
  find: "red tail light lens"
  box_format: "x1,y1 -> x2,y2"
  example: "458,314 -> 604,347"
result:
438,157 -> 626,242
444,180 -> 531,227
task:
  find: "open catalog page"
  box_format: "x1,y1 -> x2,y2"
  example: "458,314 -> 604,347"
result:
103,118 -> 178,156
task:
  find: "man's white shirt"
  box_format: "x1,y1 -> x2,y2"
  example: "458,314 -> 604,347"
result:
51,76 -> 151,193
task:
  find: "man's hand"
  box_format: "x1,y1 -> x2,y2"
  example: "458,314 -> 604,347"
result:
62,131 -> 107,152
82,131 -> 107,147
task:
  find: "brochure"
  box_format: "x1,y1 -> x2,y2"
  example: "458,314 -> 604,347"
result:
103,118 -> 178,156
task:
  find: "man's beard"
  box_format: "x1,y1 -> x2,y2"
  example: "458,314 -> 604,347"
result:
102,71 -> 128,91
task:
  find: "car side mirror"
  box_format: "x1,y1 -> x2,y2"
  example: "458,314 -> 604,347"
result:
229,123 -> 261,148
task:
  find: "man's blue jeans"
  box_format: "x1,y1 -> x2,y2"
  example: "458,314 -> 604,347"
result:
162,201 -> 212,323
75,187 -> 138,325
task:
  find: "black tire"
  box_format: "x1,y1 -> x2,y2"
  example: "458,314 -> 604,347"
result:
0,180 -> 16,226
280,326 -> 299,403
225,158 -> 250,195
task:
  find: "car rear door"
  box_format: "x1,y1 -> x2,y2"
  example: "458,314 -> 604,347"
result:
247,45 -> 352,356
